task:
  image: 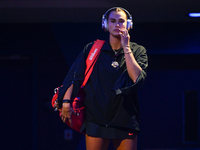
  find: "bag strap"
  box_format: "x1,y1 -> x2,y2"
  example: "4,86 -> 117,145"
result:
81,39 -> 105,87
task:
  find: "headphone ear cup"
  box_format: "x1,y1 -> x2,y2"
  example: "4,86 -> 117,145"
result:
127,19 -> 133,30
104,19 -> 108,31
102,19 -> 108,31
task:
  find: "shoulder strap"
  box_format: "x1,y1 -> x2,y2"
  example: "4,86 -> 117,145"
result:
81,39 -> 105,87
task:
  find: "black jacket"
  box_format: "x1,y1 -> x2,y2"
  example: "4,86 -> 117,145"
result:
58,40 -> 148,131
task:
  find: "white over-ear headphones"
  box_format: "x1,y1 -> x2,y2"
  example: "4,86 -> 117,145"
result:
102,7 -> 133,31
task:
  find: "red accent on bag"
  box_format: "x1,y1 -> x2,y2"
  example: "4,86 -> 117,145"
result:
51,39 -> 105,133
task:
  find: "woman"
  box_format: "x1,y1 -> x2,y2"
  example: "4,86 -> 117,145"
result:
58,7 -> 148,150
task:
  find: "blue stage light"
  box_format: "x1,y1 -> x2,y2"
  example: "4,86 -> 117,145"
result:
189,13 -> 200,17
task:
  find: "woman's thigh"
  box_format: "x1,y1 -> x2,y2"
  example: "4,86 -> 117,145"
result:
112,135 -> 137,150
85,134 -> 110,150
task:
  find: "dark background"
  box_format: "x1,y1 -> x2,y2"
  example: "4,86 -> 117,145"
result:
0,0 -> 200,150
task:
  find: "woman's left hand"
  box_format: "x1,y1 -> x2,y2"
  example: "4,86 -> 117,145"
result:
61,103 -> 75,126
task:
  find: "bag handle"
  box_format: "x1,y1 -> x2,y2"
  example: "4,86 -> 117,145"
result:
81,39 -> 105,87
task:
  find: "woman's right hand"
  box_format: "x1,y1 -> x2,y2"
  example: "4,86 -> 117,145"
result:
60,103 -> 75,127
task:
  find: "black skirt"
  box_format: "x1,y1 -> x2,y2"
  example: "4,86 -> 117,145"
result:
81,122 -> 137,139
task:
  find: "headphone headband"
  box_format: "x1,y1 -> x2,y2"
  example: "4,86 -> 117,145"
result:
102,7 -> 133,31
103,7 -> 132,20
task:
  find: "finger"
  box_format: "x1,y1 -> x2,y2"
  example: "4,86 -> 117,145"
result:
119,32 -> 124,38
123,29 -> 128,36
60,114 -> 66,122
68,118 -> 73,127
119,28 -> 126,33
62,116 -> 66,123
119,30 -> 124,36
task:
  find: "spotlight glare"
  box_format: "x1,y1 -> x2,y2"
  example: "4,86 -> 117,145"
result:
189,13 -> 200,17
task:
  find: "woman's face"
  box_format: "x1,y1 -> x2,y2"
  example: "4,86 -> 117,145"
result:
107,10 -> 127,37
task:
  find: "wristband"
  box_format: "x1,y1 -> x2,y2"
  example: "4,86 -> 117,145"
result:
124,51 -> 132,54
123,45 -> 130,49
63,99 -> 71,103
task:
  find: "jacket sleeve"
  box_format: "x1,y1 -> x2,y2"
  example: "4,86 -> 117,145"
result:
57,43 -> 93,106
112,43 -> 148,95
